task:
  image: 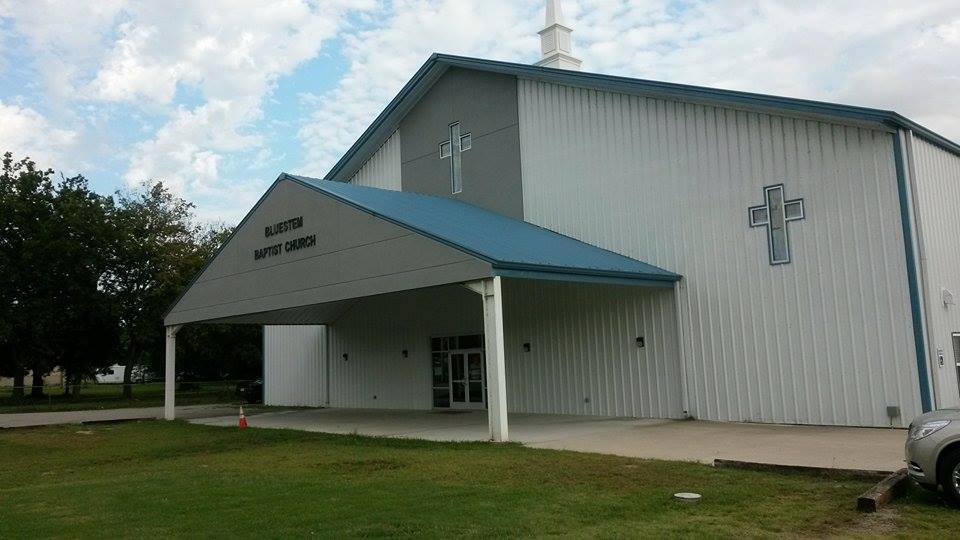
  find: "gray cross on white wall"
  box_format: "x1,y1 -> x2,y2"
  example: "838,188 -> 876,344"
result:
748,184 -> 805,265
439,121 -> 472,194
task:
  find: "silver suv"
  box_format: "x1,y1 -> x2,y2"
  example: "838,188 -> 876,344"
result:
905,408 -> 960,506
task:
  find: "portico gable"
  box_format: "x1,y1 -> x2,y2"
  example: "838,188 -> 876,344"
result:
162,173 -> 679,440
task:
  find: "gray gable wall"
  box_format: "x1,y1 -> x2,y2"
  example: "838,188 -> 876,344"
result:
399,67 -> 524,218
164,179 -> 491,326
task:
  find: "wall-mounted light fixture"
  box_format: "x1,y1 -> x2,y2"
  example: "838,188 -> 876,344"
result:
523,342 -> 531,352
636,337 -> 645,348
401,349 -> 408,358
342,353 -> 349,362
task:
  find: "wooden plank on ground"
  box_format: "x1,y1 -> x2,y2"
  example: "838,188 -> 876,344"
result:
856,469 -> 909,513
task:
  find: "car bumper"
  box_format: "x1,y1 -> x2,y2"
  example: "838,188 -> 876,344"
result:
905,437 -> 940,486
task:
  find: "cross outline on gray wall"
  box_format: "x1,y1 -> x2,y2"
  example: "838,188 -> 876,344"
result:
748,183 -> 805,265
439,121 -> 472,194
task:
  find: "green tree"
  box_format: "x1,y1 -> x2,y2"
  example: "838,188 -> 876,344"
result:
0,153 -> 118,396
103,183 -> 206,397
0,153 -> 56,396
105,186 -> 261,392
2,152 -> 263,402
43,173 -> 119,393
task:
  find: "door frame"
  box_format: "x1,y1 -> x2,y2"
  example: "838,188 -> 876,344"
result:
430,333 -> 486,410
448,347 -> 486,410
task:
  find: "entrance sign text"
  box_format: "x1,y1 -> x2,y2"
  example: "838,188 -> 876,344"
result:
264,216 -> 303,237
254,215 -> 316,261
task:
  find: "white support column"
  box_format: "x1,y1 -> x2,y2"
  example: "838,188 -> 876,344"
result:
164,325 -> 182,420
479,277 -> 509,442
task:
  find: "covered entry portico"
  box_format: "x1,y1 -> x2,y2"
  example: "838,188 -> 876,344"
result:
163,174 -> 680,441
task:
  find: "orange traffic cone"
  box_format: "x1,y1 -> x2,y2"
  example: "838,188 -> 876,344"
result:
238,405 -> 248,429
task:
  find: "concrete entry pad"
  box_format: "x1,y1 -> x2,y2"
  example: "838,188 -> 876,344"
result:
190,408 -> 907,472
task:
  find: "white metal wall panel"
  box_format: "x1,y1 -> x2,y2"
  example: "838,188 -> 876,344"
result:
518,78 -> 922,427
326,280 -> 681,417
909,134 -> 960,408
327,286 -> 483,410
501,279 -> 683,418
349,129 -> 402,190
263,325 -> 326,407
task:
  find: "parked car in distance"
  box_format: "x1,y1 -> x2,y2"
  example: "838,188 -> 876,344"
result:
905,408 -> 960,507
236,379 -> 263,404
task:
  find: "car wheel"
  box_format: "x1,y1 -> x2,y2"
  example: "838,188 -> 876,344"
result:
939,447 -> 960,508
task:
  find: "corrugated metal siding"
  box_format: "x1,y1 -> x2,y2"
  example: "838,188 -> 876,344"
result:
349,129 -> 401,190
502,279 -> 682,418
263,325 -> 326,407
327,286 -> 482,409
910,134 -> 960,408
326,280 -> 680,417
517,78 -> 921,427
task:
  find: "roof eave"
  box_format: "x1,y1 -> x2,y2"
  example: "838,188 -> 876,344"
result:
491,261 -> 679,284
289,174 -> 681,286
492,267 -> 678,288
884,113 -> 960,156
324,53 -> 960,180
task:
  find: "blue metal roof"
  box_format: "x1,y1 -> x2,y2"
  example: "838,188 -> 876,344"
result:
285,174 -> 679,285
325,53 -> 960,182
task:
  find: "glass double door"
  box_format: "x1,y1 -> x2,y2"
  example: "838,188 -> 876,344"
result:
432,346 -> 486,410
449,349 -> 485,409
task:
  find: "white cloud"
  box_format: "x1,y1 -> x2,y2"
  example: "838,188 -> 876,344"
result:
0,101 -> 78,167
123,99 -> 261,193
191,179 -> 266,225
4,0 -> 375,208
299,0 -> 960,178
4,0 -> 960,223
0,0 -> 126,105
570,0 -> 960,138
93,0 -> 376,193
87,1 -> 373,106
568,1 -> 960,104
297,0 -> 542,176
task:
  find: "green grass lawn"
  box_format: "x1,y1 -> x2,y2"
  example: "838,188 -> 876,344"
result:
0,382 -> 242,413
0,421 -> 954,538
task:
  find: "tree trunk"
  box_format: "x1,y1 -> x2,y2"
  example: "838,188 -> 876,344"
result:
122,350 -> 135,399
11,369 -> 25,399
30,370 -> 44,398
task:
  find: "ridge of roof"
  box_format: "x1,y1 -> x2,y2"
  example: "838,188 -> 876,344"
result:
324,53 -> 960,181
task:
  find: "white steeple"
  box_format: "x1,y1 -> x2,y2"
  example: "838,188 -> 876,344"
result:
535,0 -> 582,70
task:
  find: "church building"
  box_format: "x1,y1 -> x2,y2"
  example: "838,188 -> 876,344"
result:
164,1 -> 960,439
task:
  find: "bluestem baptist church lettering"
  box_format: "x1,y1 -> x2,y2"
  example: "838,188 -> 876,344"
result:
265,216 -> 303,237
254,215 -> 316,261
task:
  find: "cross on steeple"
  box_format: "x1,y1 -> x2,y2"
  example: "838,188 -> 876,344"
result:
749,184 -> 805,265
439,121 -> 472,194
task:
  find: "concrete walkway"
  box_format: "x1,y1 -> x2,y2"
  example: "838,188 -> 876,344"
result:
190,408 -> 907,472
0,404 -> 238,429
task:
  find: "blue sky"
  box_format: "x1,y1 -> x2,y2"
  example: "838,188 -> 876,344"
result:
1,0 -> 958,224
